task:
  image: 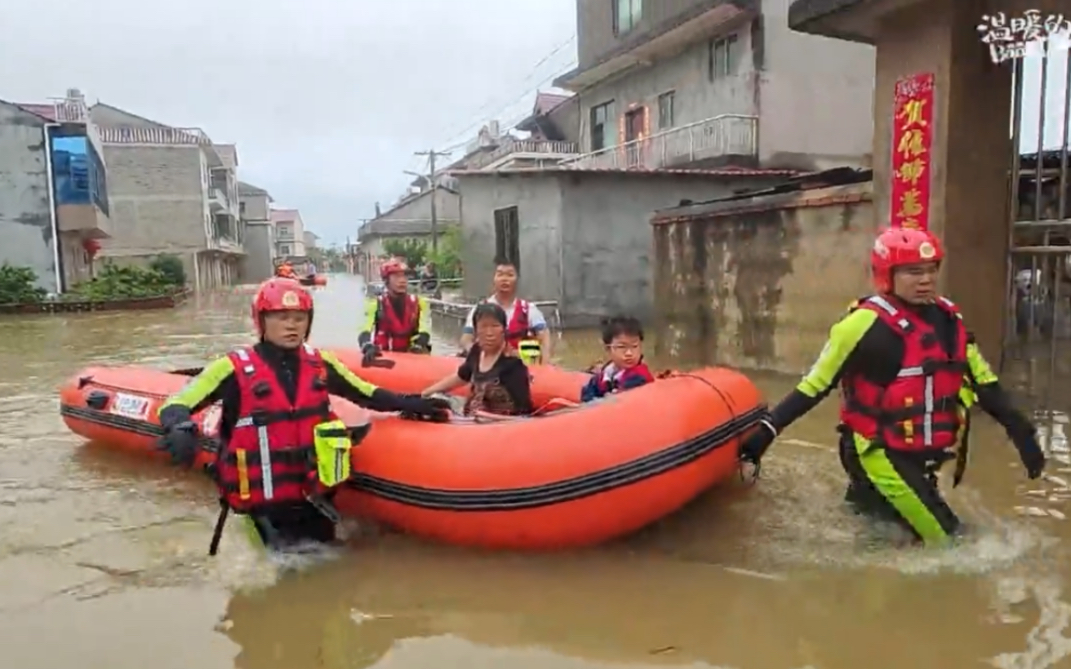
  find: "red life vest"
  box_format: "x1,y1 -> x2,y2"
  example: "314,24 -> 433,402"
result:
839,295 -> 968,452
594,361 -> 654,394
217,345 -> 334,512
373,294 -> 419,351
503,299 -> 532,347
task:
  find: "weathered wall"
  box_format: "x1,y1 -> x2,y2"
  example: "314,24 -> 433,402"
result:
239,191 -> 271,222
560,171 -> 785,325
457,174 -> 564,301
0,104 -> 57,293
653,182 -> 874,373
99,145 -> 208,257
240,222 -> 275,283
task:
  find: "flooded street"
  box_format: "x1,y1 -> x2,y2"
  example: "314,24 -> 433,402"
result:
2,274 -> 1071,668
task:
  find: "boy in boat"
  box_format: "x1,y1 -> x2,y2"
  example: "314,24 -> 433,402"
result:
738,227 -> 1044,545
156,277 -> 449,553
581,316 -> 654,403
359,258 -> 432,365
424,302 -> 533,418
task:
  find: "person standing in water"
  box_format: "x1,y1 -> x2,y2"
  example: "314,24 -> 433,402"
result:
459,257 -> 551,365
739,227 -> 1045,545
359,258 -> 432,364
156,277 -> 449,553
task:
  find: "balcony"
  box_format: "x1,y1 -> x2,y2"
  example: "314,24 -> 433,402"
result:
57,203 -> 111,239
472,138 -> 580,171
560,114 -> 758,171
208,187 -> 228,212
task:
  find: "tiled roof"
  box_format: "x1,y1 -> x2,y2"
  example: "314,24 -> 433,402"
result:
97,126 -> 212,145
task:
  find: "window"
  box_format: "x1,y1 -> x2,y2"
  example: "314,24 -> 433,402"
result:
589,101 -> 614,151
279,244 -> 291,256
709,34 -> 739,80
613,0 -> 642,35
493,206 -> 520,271
277,223 -> 293,239
657,91 -> 675,129
239,202 -> 246,217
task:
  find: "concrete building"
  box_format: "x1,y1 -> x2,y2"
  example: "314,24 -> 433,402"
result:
454,167 -> 794,325
303,230 -> 319,250
0,92 -> 111,293
237,181 -> 275,283
354,185 -> 460,280
270,208 -> 306,259
784,0 -> 1068,384
553,0 -> 875,171
456,96 -> 583,172
88,103 -> 244,291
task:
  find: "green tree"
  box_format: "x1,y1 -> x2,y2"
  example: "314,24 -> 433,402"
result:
382,238 -> 428,269
148,254 -> 187,286
426,225 -> 463,279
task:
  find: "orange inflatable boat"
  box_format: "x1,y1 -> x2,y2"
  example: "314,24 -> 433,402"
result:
59,356 -> 765,550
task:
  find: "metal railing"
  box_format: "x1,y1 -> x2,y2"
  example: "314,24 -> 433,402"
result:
561,114 -> 758,170
426,296 -> 564,332
469,138 -> 580,170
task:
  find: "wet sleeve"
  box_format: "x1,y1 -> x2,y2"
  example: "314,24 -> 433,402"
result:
358,298 -> 378,346
526,304 -> 548,332
415,296 -> 432,336
462,306 -> 476,334
457,348 -> 476,382
322,350 -> 379,401
966,340 -> 1036,440
158,357 -> 236,428
768,309 -> 877,431
501,360 -> 533,414
580,375 -> 601,402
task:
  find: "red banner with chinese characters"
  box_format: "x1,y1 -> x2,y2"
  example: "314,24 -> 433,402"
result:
890,73 -> 935,230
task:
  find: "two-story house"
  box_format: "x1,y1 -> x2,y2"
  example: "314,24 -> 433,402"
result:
87,102 -> 245,291
270,208 -> 306,259
237,181 -> 276,282
1,89 -> 111,293
554,0 -> 875,171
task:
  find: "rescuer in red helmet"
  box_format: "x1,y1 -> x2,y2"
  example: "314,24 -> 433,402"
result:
359,258 -> 431,365
738,227 -> 1045,545
155,277 -> 449,554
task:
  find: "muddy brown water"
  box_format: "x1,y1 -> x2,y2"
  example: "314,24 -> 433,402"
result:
1,274 -> 1070,669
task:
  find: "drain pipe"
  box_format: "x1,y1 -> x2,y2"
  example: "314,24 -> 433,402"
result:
42,123 -> 64,294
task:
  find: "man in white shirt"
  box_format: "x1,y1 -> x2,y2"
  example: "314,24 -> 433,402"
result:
459,258 -> 552,364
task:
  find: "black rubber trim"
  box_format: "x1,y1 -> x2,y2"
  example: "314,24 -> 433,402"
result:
61,403 -> 765,511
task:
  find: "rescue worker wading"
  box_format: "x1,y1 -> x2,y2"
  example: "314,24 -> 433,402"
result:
359,259 -> 432,365
459,257 -> 550,365
156,277 -> 449,553
740,228 -> 1046,545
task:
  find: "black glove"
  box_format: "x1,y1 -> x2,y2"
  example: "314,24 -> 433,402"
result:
361,342 -> 381,366
739,417 -> 778,465
409,333 -> 431,354
158,420 -> 199,467
393,393 -> 452,421
1014,431 -> 1046,479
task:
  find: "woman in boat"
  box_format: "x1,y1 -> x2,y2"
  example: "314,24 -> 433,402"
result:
422,302 -> 533,418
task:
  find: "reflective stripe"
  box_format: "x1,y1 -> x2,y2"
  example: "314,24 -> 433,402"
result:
236,449 -> 250,500
335,447 -> 344,485
923,375 -> 934,446
257,425 -> 274,500
867,295 -> 898,315
897,366 -> 924,377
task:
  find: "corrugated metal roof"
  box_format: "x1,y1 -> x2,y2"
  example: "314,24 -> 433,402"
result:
98,126 -> 212,145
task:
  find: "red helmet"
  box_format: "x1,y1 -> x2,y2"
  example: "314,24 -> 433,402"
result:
870,227 -> 944,293
380,258 -> 408,281
251,277 -> 313,337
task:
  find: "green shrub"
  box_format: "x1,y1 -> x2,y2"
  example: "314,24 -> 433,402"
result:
65,262 -> 179,301
148,254 -> 187,286
0,263 -> 47,304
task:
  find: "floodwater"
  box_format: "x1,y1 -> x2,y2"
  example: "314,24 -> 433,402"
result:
2,274 -> 1071,669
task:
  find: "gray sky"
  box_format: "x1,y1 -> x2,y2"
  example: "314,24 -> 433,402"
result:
0,0 -> 576,244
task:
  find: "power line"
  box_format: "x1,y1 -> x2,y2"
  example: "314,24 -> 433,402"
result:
430,35 -> 577,152
435,59 -> 578,154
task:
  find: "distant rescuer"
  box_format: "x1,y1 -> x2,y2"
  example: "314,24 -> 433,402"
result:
359,258 -> 432,365
155,277 -> 448,553
739,227 -> 1046,545
459,257 -> 551,365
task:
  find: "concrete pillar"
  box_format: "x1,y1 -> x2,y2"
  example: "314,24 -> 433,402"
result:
872,0 -> 1012,356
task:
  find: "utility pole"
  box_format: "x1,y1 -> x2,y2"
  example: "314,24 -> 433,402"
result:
414,149 -> 451,255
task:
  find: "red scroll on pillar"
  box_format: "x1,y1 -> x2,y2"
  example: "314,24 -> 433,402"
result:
890,72 -> 935,230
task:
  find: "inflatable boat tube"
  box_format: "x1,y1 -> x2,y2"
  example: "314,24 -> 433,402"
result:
59,365 -> 765,550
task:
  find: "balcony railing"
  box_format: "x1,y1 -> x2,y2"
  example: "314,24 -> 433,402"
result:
468,138 -> 580,170
561,114 -> 758,171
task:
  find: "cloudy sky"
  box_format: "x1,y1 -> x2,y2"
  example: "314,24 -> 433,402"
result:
0,0 -> 576,244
